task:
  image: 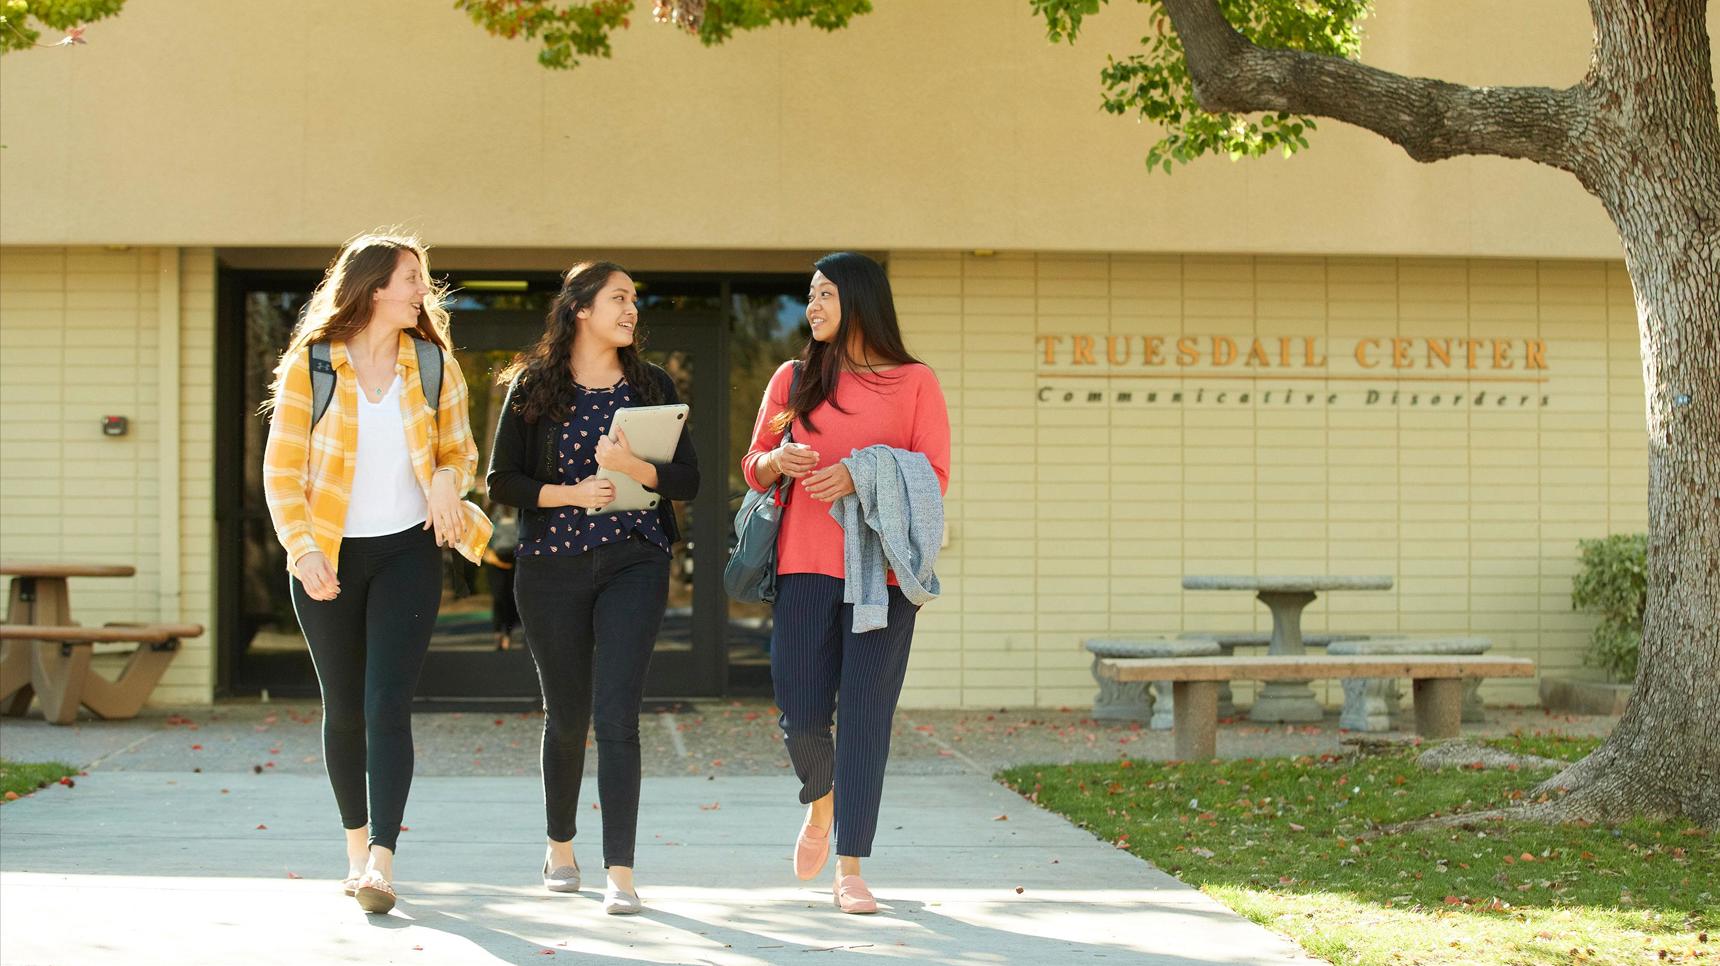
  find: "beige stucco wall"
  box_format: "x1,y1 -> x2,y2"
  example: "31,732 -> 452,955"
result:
0,0 -> 1672,708
0,247 -> 217,704
891,251 -> 1647,709
0,0 -> 1671,258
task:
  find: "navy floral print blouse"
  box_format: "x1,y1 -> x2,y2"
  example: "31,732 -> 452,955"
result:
516,380 -> 671,557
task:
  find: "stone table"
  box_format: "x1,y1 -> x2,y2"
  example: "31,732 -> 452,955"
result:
1181,575 -> 1393,723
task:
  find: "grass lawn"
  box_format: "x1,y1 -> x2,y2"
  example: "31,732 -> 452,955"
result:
0,759 -> 78,800
999,734 -> 1716,966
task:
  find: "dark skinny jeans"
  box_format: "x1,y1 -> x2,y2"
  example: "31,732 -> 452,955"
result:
289,525 -> 442,853
514,533 -> 670,868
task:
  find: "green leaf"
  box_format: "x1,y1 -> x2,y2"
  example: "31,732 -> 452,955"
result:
0,0 -> 124,54
1036,0 -> 1371,174
455,0 -> 873,69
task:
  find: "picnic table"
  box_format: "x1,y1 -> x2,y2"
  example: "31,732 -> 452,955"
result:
1182,574 -> 1393,723
1,562 -> 200,724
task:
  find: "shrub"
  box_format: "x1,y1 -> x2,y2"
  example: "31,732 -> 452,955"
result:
1570,533 -> 1647,682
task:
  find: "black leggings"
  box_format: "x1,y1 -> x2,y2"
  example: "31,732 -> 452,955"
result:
514,534 -> 669,868
289,525 -> 442,853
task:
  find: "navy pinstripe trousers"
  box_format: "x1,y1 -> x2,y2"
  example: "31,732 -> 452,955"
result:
770,573 -> 919,858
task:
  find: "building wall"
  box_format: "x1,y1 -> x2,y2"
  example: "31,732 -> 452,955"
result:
0,247 -> 217,704
890,251 -> 1648,709
0,1 -> 1674,709
0,245 -> 1650,709
0,0 -> 1669,259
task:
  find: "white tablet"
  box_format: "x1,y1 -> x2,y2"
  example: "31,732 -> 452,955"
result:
591,404 -> 690,514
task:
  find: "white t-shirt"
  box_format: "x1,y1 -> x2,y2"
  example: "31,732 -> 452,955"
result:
343,376 -> 430,537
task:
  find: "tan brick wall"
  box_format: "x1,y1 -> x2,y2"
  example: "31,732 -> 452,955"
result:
0,246 -> 217,705
889,252 -> 1647,710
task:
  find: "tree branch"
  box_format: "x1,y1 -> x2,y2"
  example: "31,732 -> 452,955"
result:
1160,0 -> 1593,173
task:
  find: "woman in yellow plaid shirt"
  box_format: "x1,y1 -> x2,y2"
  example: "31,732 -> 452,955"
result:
262,233 -> 491,914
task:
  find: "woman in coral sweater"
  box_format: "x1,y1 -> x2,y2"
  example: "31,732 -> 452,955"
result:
742,251 -> 950,914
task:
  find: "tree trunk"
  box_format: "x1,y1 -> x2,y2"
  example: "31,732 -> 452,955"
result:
1528,1 -> 1720,827
1161,0 -> 1720,826
1534,213 -> 1720,826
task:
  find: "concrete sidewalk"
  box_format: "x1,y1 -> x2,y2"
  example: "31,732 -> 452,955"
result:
1,768 -> 1320,965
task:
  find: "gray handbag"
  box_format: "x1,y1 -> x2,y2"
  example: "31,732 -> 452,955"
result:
723,364 -> 802,604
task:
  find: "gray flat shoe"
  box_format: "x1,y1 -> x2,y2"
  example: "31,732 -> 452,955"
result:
543,858 -> 581,893
603,885 -> 642,915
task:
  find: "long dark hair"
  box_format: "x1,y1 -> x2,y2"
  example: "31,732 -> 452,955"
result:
499,261 -> 662,421
772,251 -> 920,435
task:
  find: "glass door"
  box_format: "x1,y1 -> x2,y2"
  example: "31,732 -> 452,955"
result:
414,315 -> 728,698
218,269 -> 800,702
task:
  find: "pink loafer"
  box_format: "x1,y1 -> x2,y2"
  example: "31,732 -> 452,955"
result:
794,820 -> 831,880
833,872 -> 877,915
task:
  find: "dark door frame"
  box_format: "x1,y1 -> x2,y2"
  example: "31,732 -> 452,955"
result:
215,267 -> 321,697
638,318 -> 728,696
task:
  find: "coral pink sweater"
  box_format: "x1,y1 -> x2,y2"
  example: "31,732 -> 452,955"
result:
743,361 -> 950,581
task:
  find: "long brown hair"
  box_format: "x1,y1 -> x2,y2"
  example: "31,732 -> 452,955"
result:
264,232 -> 451,412
498,261 -> 663,422
771,251 -> 920,435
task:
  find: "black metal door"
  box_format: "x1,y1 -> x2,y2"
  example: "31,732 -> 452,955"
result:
636,321 -> 727,696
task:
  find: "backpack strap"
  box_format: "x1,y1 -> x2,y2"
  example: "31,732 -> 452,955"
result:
308,342 -> 336,428
410,333 -> 443,418
307,335 -> 442,429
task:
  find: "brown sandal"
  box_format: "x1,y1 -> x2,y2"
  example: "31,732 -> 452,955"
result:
354,872 -> 396,914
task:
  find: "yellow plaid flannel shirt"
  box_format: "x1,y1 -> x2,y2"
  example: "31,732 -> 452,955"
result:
263,332 -> 493,570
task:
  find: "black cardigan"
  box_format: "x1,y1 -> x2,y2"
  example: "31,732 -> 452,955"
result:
486,364 -> 700,545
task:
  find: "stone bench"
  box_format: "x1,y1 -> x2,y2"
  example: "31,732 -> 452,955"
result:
1082,637 -> 1222,723
1096,654 -> 1536,759
1175,632 -> 1373,722
1326,636 -> 1492,731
